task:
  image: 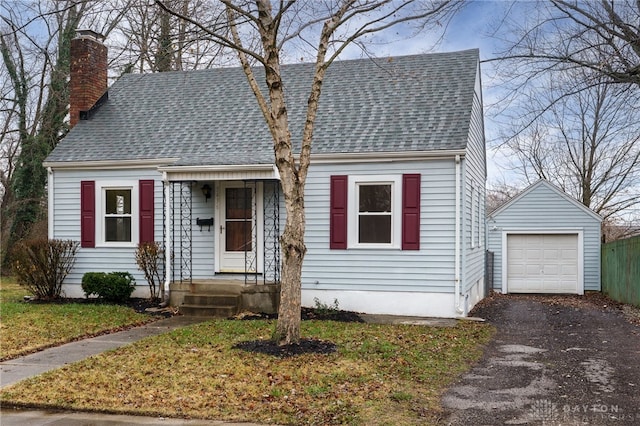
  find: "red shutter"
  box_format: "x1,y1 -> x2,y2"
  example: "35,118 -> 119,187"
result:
139,180 -> 154,243
330,175 -> 348,249
402,174 -> 421,250
80,181 -> 95,248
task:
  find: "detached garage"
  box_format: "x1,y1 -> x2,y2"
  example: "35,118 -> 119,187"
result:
487,180 -> 602,294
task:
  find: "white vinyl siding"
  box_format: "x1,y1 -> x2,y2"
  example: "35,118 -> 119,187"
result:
186,182 -> 216,279
303,159 -> 456,293
487,181 -> 601,293
461,77 -> 487,298
50,168 -> 163,297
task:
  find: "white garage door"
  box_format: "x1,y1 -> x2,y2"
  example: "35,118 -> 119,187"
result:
507,234 -> 579,294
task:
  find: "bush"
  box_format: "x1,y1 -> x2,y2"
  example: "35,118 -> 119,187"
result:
12,238 -> 79,300
135,242 -> 163,300
81,272 -> 136,303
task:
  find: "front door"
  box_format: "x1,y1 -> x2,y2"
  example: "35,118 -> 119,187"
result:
218,182 -> 260,273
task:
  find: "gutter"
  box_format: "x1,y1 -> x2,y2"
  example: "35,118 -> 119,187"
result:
454,155 -> 464,315
310,149 -> 467,164
43,158 -> 178,170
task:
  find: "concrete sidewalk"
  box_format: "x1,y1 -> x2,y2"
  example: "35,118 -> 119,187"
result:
0,316 -> 206,389
0,409 -> 263,426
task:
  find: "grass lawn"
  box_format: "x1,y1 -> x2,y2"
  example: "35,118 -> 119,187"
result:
0,277 -> 155,360
0,317 -> 493,425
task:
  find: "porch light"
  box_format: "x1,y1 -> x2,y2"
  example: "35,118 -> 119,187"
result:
201,183 -> 212,201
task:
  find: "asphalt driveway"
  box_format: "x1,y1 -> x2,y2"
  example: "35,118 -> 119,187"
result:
441,293 -> 640,425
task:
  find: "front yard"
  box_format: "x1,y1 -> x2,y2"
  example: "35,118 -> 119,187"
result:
1,318 -> 492,425
0,278 -> 155,360
1,277 -> 494,425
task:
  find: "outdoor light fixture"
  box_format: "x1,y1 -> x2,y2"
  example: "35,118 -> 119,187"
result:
201,184 -> 212,201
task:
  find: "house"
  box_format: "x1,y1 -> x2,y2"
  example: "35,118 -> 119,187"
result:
487,180 -> 602,295
44,31 -> 487,318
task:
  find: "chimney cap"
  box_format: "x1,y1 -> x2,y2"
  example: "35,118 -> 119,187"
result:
74,29 -> 105,42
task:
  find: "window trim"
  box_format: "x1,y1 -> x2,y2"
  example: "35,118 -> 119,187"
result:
347,175 -> 401,249
476,185 -> 482,248
95,181 -> 139,247
471,182 -> 477,248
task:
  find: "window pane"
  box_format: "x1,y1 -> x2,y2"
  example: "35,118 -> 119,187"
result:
105,217 -> 131,242
105,189 -> 131,214
226,221 -> 252,251
226,188 -> 252,219
359,185 -> 391,212
358,215 -> 391,244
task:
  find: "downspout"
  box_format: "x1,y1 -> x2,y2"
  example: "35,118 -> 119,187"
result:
163,172 -> 171,302
454,155 -> 464,315
47,167 -> 54,239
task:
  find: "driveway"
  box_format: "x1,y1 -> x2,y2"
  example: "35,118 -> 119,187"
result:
441,293 -> 640,425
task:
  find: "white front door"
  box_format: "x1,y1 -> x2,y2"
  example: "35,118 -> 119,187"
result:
218,182 -> 261,273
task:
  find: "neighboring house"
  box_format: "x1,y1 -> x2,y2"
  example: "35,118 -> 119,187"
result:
44,31 -> 487,318
487,180 -> 602,295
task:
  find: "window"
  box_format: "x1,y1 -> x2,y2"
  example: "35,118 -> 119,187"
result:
104,188 -> 132,242
357,183 -> 392,244
81,180 -> 154,248
349,175 -> 401,248
471,183 -> 477,248
477,186 -> 482,248
330,174 -> 420,250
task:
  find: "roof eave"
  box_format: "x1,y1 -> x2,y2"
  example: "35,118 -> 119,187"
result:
309,149 -> 467,164
43,158 -> 179,170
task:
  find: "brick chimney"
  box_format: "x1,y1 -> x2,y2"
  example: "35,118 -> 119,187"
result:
70,30 -> 107,128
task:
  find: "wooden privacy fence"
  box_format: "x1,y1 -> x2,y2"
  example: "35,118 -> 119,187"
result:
601,235 -> 640,307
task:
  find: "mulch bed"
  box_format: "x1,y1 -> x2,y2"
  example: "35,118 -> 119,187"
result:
234,307 -> 364,323
232,307 -> 363,357
23,297 -> 177,318
233,338 -> 338,358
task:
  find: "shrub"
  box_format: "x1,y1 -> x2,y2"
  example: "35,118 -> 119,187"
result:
12,238 -> 79,300
313,297 -> 340,314
81,272 -> 136,303
135,242 -> 163,301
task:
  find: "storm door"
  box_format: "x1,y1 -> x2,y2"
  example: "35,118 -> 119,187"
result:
218,182 -> 259,273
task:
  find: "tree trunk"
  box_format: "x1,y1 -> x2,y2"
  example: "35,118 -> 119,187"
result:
273,183 -> 306,345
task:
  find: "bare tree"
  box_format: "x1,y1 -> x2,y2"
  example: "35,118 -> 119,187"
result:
492,1 -> 640,90
486,181 -> 521,214
0,0 -> 235,266
501,71 -> 640,221
111,0 -> 233,74
0,0 -> 131,264
157,0 -> 462,345
484,1 -> 640,229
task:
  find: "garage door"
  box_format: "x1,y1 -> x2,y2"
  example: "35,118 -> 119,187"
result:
507,234 -> 579,293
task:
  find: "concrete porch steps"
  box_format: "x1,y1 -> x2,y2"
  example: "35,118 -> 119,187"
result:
170,279 -> 280,318
179,293 -> 241,318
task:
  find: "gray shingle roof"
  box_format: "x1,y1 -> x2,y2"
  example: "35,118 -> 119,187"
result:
46,49 -> 479,166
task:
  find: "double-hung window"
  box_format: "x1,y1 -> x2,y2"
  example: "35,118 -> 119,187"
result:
330,174 -> 419,250
471,183 -> 477,248
348,175 -> 401,248
104,188 -> 132,242
80,180 -> 155,248
357,183 -> 392,244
